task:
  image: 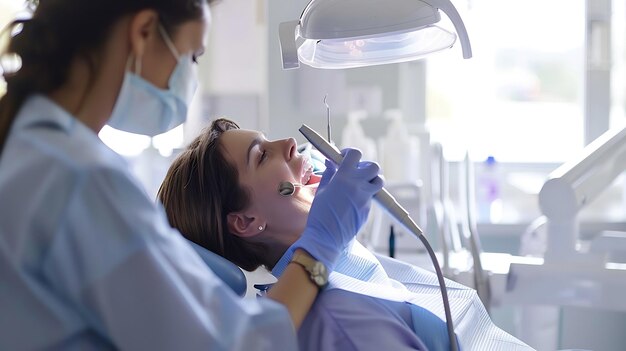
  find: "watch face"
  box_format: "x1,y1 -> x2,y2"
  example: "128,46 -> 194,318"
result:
314,275 -> 326,286
311,262 -> 328,286
292,254 -> 328,287
312,262 -> 326,276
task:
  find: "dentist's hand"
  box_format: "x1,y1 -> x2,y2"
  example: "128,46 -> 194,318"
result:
291,148 -> 383,271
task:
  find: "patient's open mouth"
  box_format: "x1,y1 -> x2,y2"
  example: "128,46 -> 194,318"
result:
305,173 -> 321,186
300,156 -> 321,187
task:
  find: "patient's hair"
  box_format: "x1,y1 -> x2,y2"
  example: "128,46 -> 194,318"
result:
158,118 -> 270,271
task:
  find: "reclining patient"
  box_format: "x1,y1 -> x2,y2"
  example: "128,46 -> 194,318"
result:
157,118 -> 533,351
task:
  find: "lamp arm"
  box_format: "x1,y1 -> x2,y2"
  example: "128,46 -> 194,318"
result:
424,0 -> 472,59
279,20 -> 301,69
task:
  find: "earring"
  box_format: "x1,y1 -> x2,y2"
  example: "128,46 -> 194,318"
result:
258,225 -> 264,231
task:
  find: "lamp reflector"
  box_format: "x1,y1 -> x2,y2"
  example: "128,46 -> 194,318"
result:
297,25 -> 456,69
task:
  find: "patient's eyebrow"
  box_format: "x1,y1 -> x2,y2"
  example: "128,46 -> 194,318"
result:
246,136 -> 263,167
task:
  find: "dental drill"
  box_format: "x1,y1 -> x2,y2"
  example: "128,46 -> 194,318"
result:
298,124 -> 459,351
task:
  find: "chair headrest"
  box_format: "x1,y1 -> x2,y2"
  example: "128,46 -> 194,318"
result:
187,240 -> 247,297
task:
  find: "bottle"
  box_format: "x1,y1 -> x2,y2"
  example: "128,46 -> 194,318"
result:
341,110 -> 378,162
379,109 -> 419,182
477,156 -> 503,223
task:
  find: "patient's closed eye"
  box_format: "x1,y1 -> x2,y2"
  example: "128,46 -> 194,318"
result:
259,150 -> 268,164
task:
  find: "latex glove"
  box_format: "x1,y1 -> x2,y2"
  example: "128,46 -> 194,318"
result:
292,148 -> 383,271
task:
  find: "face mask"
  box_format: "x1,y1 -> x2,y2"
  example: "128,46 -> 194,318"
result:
108,25 -> 198,136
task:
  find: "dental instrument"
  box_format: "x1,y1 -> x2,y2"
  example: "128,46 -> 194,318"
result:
278,181 -> 305,196
299,123 -> 458,351
301,124 -> 423,236
324,94 -> 331,142
278,176 -> 322,196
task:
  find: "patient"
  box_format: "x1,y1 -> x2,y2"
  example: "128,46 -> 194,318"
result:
157,118 -> 533,351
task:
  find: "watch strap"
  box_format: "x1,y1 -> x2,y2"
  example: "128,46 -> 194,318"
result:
290,252 -> 329,288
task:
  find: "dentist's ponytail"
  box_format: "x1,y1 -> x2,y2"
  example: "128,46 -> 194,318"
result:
0,16 -> 67,157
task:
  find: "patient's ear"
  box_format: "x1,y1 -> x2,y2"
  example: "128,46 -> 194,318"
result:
227,212 -> 264,238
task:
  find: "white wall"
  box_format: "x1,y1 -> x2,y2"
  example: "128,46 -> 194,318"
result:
201,0 -> 267,95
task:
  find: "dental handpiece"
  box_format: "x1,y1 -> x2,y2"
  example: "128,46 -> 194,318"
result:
299,124 -> 423,237
299,124 -> 458,351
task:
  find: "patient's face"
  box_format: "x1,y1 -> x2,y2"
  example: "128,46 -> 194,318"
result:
221,129 -> 316,244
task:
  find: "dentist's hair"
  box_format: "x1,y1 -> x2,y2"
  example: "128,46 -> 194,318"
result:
0,0 -> 213,157
158,118 -> 271,271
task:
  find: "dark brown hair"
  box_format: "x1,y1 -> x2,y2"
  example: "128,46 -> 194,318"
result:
158,118 -> 271,271
0,0 -> 212,157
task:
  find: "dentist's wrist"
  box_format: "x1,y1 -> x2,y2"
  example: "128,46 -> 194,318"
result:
291,233 -> 339,272
288,249 -> 329,289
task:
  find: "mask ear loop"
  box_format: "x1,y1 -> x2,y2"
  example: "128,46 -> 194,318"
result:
158,24 -> 181,60
134,54 -> 141,75
120,53 -> 142,81
127,24 -> 175,77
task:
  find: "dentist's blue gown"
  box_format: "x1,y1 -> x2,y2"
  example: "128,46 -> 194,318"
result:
0,95 -> 297,350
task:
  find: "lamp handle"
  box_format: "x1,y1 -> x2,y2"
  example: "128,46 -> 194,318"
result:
279,20 -> 301,69
426,0 -> 472,59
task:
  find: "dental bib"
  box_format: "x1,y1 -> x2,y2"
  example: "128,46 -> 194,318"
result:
326,241 -> 532,350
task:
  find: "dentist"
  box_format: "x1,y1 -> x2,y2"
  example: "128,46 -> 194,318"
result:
0,0 -> 382,349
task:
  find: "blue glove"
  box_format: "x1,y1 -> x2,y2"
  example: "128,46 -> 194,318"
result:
291,148 -> 383,271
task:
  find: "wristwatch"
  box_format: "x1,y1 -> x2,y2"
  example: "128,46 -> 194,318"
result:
290,251 -> 329,289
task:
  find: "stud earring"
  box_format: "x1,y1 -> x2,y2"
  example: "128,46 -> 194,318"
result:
258,225 -> 264,231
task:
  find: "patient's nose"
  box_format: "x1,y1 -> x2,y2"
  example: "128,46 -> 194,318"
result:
280,138 -> 297,160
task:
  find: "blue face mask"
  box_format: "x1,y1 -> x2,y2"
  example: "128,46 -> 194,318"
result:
108,25 -> 198,136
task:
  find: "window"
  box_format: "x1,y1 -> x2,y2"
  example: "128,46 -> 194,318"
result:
0,0 -> 28,96
426,0 -> 585,163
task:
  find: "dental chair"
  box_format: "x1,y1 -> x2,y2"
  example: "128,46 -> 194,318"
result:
187,240 -> 248,297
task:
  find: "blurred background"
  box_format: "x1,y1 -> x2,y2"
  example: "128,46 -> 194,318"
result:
2,0 -> 626,350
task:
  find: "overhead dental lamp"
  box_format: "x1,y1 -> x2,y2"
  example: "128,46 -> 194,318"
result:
279,0 -> 472,70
